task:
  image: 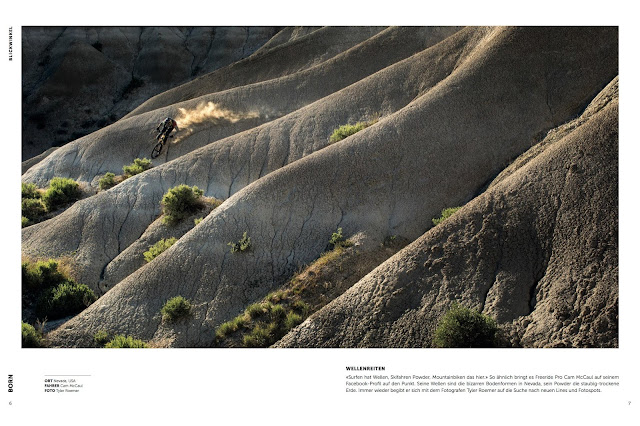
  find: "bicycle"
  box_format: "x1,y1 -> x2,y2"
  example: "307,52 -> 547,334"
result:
151,131 -> 172,158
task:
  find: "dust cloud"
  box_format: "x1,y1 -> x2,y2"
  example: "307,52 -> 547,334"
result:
171,102 -> 259,143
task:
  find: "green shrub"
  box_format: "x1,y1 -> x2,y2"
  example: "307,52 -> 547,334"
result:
284,312 -> 303,330
161,185 -> 204,225
432,207 -> 461,226
328,227 -> 353,249
22,198 -> 47,221
22,322 -> 43,348
329,227 -> 345,247
433,303 -> 499,348
98,172 -> 116,190
215,315 -> 248,340
22,182 -> 41,199
269,304 -> 287,322
216,296 -> 311,347
246,302 -> 268,319
161,296 -> 192,322
291,300 -> 310,316
243,323 -> 278,348
208,197 -> 224,209
228,231 -> 252,253
36,281 -> 97,320
42,177 -> 81,210
194,217 -> 203,225
22,216 -> 30,228
94,330 -> 111,346
105,335 -> 148,348
22,259 -> 67,293
122,158 -> 152,177
241,305 -> 302,348
329,119 -> 377,143
143,237 -> 177,262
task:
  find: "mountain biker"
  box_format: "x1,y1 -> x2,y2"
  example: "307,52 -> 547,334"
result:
156,117 -> 179,141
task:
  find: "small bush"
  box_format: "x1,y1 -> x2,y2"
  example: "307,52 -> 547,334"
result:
329,119 -> 377,143
98,172 -> 116,190
194,217 -> 203,225
22,216 -> 29,228
143,237 -> 177,262
105,335 -> 148,348
291,300 -> 310,316
161,296 -> 192,322
433,303 -> 499,348
432,207 -> 461,226
216,295 -> 311,347
22,259 -> 67,293
36,281 -> 97,320
94,330 -> 111,346
285,312 -> 303,330
207,197 -> 224,209
215,315 -> 248,340
241,304 -> 303,348
246,302 -> 268,319
228,232 -> 252,253
328,227 -> 353,250
42,177 -> 81,210
329,228 -> 345,247
22,182 -> 41,199
243,323 -> 277,348
22,322 -> 43,348
123,158 -> 152,177
269,304 -> 287,322
161,185 -> 204,225
22,198 -> 47,221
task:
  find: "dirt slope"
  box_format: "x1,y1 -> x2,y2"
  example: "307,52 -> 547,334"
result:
277,78 -> 618,348
20,27 -> 617,348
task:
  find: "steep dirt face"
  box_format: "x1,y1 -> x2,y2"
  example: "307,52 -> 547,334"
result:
22,26 -> 280,159
276,81 -> 618,348
33,27 -> 618,348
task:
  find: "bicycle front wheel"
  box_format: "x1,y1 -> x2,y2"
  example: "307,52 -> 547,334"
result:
151,141 -> 164,158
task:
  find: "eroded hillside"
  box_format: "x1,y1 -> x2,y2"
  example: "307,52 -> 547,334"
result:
22,26 -> 281,159
21,26 -> 618,348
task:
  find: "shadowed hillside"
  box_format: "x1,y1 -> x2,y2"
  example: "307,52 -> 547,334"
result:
20,26 -> 618,348
22,26 -> 281,159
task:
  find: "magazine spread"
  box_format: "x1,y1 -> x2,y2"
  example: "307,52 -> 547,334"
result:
2,1 -> 638,423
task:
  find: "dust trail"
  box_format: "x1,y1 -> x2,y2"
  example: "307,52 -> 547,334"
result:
171,101 -> 259,144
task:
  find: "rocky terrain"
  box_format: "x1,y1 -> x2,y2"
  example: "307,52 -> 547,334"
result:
21,26 -> 618,348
